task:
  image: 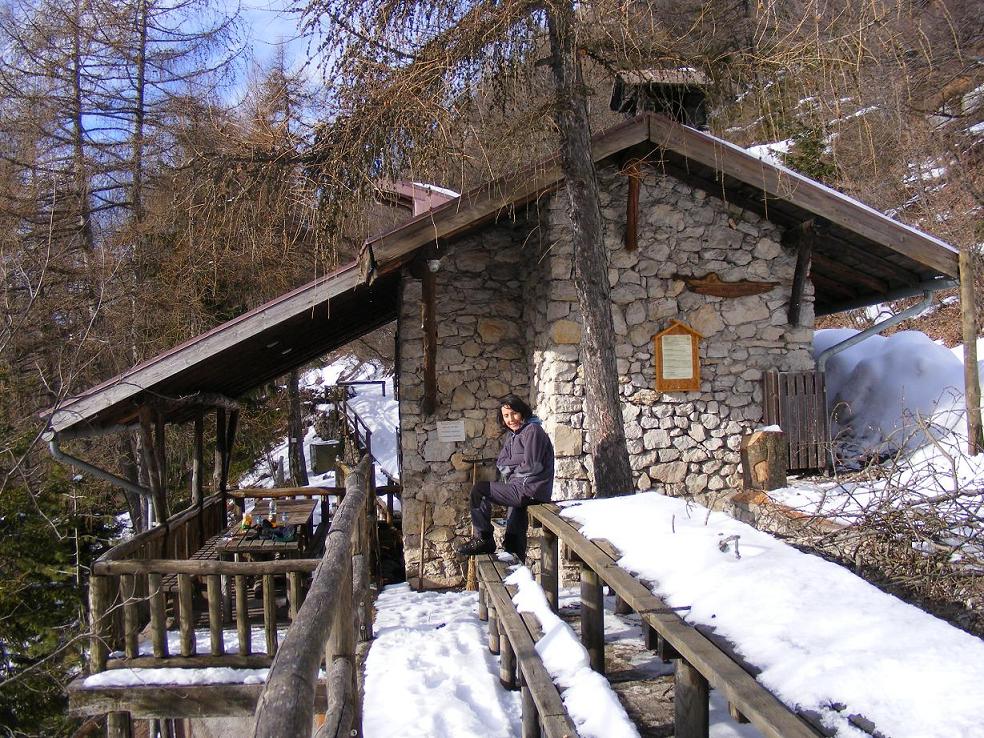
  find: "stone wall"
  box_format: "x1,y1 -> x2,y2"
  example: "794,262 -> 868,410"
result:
528,164 -> 815,505
397,164 -> 816,582
397,219 -> 538,586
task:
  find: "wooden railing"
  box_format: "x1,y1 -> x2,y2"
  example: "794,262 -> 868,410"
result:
88,557 -> 319,671
253,455 -> 376,738
101,494 -> 226,563
529,504 -> 823,738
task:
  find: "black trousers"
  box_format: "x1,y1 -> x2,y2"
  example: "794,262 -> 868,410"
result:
469,481 -> 531,551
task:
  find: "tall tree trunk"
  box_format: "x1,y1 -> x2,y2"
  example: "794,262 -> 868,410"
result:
288,369 -> 310,486
546,0 -> 633,497
960,247 -> 982,454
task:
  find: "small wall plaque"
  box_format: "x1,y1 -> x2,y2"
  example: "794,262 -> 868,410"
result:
436,420 -> 466,443
654,321 -> 703,392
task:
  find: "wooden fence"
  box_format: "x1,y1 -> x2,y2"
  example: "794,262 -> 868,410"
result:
528,504 -> 823,738
763,369 -> 830,472
252,455 -> 376,738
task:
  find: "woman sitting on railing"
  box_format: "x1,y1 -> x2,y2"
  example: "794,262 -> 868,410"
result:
457,394 -> 555,560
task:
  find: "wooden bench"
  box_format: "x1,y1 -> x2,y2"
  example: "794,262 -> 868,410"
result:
476,555 -> 578,738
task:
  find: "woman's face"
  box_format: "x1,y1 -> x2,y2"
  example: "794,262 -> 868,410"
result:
501,405 -> 524,432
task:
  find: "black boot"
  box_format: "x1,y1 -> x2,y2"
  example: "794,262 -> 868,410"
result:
503,533 -> 526,561
457,533 -> 495,556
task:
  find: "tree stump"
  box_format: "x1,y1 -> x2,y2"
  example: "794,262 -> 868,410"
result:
740,429 -> 787,491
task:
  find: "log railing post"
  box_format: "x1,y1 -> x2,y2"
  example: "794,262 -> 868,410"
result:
580,562 -> 605,674
89,575 -> 110,674
539,528 -> 559,613
674,658 -> 709,738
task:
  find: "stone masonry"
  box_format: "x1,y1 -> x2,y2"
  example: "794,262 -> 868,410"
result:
398,162 -> 815,585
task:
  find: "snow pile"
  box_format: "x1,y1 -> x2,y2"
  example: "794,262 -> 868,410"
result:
505,566 -> 638,738
562,493 -> 984,738
84,667 -> 269,688
816,329 -> 966,460
362,584 -> 521,738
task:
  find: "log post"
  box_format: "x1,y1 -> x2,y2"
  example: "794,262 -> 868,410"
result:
148,572 -> 167,659
499,621 -> 517,690
788,220 -> 815,326
178,574 -> 196,657
192,411 -> 205,506
120,574 -> 139,659
213,408 -> 226,494
521,673 -> 540,738
540,528 -> 559,613
960,246 -> 983,454
580,563 -> 605,674
488,603 -> 500,655
89,575 -> 110,674
236,575 -> 251,656
421,266 -> 437,416
477,583 -> 488,621
263,574 -> 278,656
740,429 -> 787,491
207,574 -> 224,656
674,658 -> 709,738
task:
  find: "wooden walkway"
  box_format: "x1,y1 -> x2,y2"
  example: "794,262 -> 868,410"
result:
471,504 -> 827,738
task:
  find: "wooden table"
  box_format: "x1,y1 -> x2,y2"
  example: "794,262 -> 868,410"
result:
216,499 -> 318,560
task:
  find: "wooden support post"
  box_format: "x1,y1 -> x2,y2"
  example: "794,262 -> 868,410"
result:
614,595 -> 631,615
788,220 -> 814,326
153,410 -> 168,518
89,575 -> 110,674
138,407 -> 167,524
192,411 -> 204,505
106,713 -> 132,738
674,658 -> 709,738
521,675 -> 540,738
120,574 -> 139,659
206,575 -> 224,656
213,407 -> 226,494
421,266 -> 437,415
580,563 -> 605,674
644,622 -> 659,651
177,574 -> 196,657
488,604 -> 500,655
148,573 -> 167,659
499,620 -> 517,690
657,633 -> 681,662
477,583 -> 488,621
288,571 -> 303,621
624,159 -> 641,252
263,574 -> 277,656
236,575 -> 251,656
540,528 -> 559,614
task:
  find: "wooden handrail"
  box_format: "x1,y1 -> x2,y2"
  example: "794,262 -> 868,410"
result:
529,504 -> 823,738
228,487 -> 343,500
98,494 -> 224,562
253,455 -> 372,738
92,558 -> 320,576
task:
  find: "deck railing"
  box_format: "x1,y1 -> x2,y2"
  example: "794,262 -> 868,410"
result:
253,455 -> 375,738
529,504 -> 823,738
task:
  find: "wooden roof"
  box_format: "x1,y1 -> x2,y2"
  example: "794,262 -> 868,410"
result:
48,114 -> 959,435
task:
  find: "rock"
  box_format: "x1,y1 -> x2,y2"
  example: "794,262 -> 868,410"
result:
552,424 -> 584,457
551,320 -> 582,344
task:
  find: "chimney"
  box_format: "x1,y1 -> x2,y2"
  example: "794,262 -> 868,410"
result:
610,69 -> 709,128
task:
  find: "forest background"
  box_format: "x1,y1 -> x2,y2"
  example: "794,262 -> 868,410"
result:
0,0 -> 981,734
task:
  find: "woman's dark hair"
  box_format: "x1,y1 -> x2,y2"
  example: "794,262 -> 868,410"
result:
498,394 -> 533,430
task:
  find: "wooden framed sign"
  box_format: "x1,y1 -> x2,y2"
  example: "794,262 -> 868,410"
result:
654,320 -> 703,392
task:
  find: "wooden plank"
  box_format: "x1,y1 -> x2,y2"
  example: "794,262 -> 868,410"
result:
646,115 -> 959,277
96,496 -> 223,562
289,571 -> 303,622
69,680 -> 327,718
93,558 -> 320,576
529,505 -> 821,738
500,620 -> 518,690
